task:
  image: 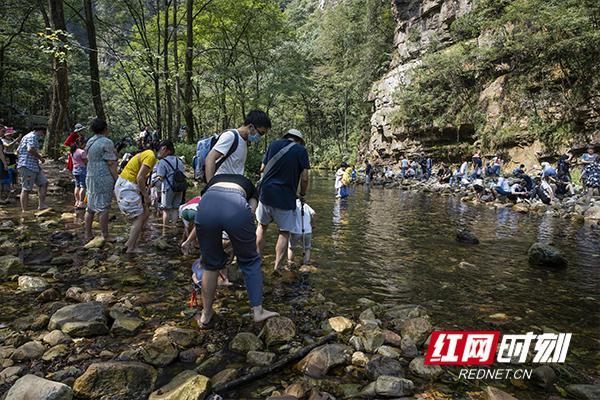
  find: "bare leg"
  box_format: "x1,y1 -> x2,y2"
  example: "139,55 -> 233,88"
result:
84,210 -> 95,240
73,186 -> 78,206
20,189 -> 29,212
126,209 -> 149,252
287,246 -> 294,265
274,231 -> 290,271
256,223 -> 267,254
98,211 -> 110,240
38,183 -> 48,209
162,210 -> 169,226
199,269 -> 219,325
170,209 -> 178,226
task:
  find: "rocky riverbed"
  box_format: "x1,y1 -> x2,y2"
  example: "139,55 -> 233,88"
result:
0,165 -> 598,399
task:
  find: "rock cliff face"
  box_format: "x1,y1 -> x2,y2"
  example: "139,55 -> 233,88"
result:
367,0 -> 599,169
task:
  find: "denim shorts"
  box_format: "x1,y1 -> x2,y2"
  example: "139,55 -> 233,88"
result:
73,173 -> 87,189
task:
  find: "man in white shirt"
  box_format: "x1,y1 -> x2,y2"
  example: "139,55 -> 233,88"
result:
204,110 -> 271,180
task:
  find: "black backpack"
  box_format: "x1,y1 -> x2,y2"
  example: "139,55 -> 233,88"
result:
164,158 -> 188,193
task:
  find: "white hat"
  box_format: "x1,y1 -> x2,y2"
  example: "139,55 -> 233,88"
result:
285,129 -> 304,142
74,123 -> 85,132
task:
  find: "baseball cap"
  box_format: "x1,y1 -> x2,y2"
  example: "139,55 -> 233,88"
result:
284,129 -> 304,143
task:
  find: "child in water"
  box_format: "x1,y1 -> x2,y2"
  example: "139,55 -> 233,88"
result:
288,199 -> 316,266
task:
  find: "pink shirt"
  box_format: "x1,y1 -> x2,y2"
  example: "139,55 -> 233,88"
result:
72,148 -> 87,169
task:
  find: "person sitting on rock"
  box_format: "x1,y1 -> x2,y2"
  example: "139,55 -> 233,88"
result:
509,181 -> 529,201
512,164 -> 525,176
555,170 -> 575,197
437,163 -> 452,184
541,162 -> 557,179
534,176 -> 554,205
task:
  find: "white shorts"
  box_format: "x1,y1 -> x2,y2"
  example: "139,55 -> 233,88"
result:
114,176 -> 144,218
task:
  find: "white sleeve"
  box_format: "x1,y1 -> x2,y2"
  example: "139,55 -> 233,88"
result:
212,131 -> 235,156
308,205 -> 316,216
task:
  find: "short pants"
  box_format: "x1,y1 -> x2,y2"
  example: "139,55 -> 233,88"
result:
255,202 -> 296,232
114,176 -> 144,218
160,189 -> 183,210
73,168 -> 87,189
289,232 -> 312,250
18,167 -> 47,191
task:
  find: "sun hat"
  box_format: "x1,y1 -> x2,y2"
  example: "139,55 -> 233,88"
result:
74,123 -> 85,132
284,129 -> 304,143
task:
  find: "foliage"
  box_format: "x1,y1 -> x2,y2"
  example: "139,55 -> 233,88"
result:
392,0 -> 600,150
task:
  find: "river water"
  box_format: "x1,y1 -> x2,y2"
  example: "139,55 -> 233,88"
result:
299,172 -> 599,381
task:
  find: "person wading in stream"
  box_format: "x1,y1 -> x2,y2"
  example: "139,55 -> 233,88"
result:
16,126 -> 49,212
114,136 -> 158,254
194,174 -> 279,328
255,129 -> 310,272
84,118 -> 119,243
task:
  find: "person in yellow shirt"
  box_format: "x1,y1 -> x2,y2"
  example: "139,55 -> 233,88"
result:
114,142 -> 157,254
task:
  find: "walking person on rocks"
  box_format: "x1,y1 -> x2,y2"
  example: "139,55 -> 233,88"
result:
364,160 -> 372,185
16,126 -> 48,212
255,129 -> 310,272
84,118 -> 118,243
114,136 -> 158,254
581,146 -> 599,198
71,137 -> 88,209
194,173 -> 279,327
156,140 -> 186,228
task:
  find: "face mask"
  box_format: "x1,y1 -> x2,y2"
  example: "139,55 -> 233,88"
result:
248,134 -> 261,143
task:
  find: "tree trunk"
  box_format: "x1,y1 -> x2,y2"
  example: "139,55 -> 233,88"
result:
172,0 -> 182,139
83,0 -> 105,121
164,0 -> 173,139
44,0 -> 69,159
155,0 -> 162,138
183,0 -> 194,142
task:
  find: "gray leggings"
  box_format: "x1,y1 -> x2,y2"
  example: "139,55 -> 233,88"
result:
195,186 -> 262,307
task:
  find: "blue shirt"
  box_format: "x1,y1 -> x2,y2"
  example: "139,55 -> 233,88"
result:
260,139 -> 310,210
542,166 -> 557,178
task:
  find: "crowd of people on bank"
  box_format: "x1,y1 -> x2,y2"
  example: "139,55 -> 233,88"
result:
358,147 -> 600,205
0,110 -> 317,328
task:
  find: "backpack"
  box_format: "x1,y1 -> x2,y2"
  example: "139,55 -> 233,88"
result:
192,129 -> 239,182
164,158 -> 188,193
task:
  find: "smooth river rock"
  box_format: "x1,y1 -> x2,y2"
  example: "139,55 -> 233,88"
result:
48,301 -> 109,337
261,317 -> 296,345
141,337 -> 179,367
247,350 -> 276,366
527,242 -> 568,268
17,275 -> 49,292
296,344 -> 352,378
366,355 -> 404,380
0,255 -> 23,279
400,317 -> 433,345
565,384 -> 600,400
11,341 -> 45,361
374,375 -> 414,397
5,374 -> 73,400
230,332 -> 263,353
148,370 -> 210,400
73,361 -> 157,400
409,356 -> 443,380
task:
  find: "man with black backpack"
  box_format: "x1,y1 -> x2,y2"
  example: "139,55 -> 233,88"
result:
156,140 -> 187,227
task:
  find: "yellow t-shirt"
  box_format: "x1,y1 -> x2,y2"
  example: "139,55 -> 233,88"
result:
120,150 -> 157,183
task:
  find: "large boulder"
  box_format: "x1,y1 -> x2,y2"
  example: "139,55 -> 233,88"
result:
73,361 -> 157,400
296,344 -> 352,378
584,205 -> 600,220
261,317 -> 296,346
148,370 -> 210,400
565,384 -> 600,400
5,374 -> 73,400
0,255 -> 23,279
152,325 -> 201,348
48,302 -> 109,337
527,242 -> 568,268
230,332 -> 263,353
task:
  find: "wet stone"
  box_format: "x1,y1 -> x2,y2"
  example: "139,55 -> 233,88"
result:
565,384 -> 600,400
230,332 -> 263,353
296,344 -> 352,378
19,246 -> 53,265
326,316 -> 354,333
73,361 -> 157,400
148,370 -> 210,400
247,350 -> 276,366
4,374 -> 73,400
409,356 -> 443,380
366,355 -> 404,380
381,330 -> 402,347
351,351 -> 369,367
153,325 -> 201,348
141,337 -> 179,367
0,255 -> 24,279
42,344 -> 69,362
262,317 -> 296,346
48,302 -> 109,337
456,229 -> 479,244
37,288 -> 61,303
111,316 -> 144,336
211,368 -> 237,386
400,336 -> 419,359
46,366 -> 82,383
178,348 -> 203,364
11,340 -> 45,361
528,242 -> 568,268
400,317 -> 432,345
374,375 -> 414,397
195,352 -> 226,377
283,380 -> 311,398
377,345 -> 401,359
532,365 -> 557,389
43,330 -> 72,346
18,276 -> 50,292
